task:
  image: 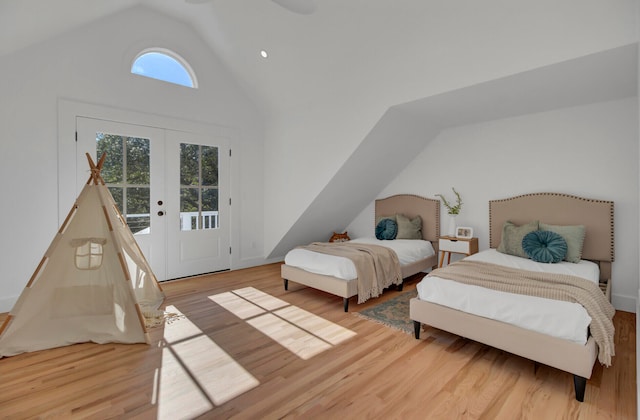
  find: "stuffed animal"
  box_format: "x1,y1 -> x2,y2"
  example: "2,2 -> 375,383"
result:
329,232 -> 350,242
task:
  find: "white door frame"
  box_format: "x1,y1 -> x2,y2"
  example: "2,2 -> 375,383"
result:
58,98 -> 237,271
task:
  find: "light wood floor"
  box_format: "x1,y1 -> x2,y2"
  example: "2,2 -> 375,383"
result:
0,263 -> 636,419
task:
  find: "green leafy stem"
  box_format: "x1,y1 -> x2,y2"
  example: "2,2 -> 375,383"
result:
435,187 -> 463,215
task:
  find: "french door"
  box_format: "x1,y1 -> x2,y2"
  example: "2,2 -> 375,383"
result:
76,117 -> 230,280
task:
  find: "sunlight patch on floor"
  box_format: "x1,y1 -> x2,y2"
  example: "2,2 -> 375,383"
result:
232,287 -> 290,310
274,305 -> 356,345
155,305 -> 259,416
209,291 -> 266,320
247,313 -> 332,359
155,347 -> 213,419
209,287 -> 356,360
172,335 -> 259,405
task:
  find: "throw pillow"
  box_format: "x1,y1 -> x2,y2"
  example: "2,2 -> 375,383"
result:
375,218 -> 398,240
496,220 -> 539,258
539,223 -> 586,263
396,214 -> 422,239
522,230 -> 568,263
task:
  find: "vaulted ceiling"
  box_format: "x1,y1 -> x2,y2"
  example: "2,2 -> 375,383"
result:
1,0 -> 637,259
3,0 -> 422,114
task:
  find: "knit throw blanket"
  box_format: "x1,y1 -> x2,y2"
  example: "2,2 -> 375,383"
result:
299,242 -> 402,304
427,260 -> 615,366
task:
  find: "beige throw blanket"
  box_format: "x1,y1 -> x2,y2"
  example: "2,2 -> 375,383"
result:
300,242 -> 402,304
428,260 -> 615,366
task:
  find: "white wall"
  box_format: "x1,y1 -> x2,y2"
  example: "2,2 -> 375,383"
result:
263,1 -> 639,257
0,6 -> 266,312
349,98 -> 639,311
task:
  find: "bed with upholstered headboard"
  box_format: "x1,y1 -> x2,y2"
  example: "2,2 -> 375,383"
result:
410,192 -> 615,402
282,194 -> 440,311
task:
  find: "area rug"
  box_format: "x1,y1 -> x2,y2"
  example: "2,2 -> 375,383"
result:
355,290 -> 417,334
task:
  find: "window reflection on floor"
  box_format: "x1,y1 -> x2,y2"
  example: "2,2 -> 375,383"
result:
155,305 -> 259,418
209,287 -> 356,360
153,288 -> 356,417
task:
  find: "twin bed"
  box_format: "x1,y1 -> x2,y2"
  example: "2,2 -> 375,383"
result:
281,194 -> 440,311
411,192 -> 614,402
282,192 -> 615,402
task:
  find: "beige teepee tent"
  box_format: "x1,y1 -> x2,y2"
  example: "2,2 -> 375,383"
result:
0,153 -> 165,357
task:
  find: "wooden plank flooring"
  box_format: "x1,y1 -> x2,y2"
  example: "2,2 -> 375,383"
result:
0,263 -> 636,419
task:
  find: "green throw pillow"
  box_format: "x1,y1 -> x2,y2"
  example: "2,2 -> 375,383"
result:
497,220 -> 539,258
395,214 -> 422,239
539,222 -> 586,263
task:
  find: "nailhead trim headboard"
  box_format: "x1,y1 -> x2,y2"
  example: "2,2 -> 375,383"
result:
375,194 -> 440,245
489,192 -> 614,264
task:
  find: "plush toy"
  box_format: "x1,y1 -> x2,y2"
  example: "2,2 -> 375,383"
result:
329,232 -> 350,242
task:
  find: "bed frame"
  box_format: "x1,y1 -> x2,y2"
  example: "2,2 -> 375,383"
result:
410,192 -> 614,402
282,194 -> 440,311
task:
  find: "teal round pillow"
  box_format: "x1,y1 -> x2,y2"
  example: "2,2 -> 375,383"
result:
522,230 -> 567,263
375,218 -> 398,240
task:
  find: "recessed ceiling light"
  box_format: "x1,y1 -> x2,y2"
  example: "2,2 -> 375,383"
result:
260,50 -> 268,59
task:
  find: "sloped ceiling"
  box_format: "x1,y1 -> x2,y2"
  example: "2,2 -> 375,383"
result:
267,44 -> 638,258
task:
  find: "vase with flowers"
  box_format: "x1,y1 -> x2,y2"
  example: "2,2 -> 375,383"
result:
435,187 -> 463,237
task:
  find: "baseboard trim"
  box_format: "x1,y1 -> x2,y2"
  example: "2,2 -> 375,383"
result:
612,293 -> 637,313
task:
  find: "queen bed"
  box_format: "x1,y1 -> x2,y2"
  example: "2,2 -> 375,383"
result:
410,192 -> 615,402
282,194 -> 440,311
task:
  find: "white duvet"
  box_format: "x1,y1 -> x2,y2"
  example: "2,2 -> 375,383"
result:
284,237 -> 436,281
417,249 -> 599,344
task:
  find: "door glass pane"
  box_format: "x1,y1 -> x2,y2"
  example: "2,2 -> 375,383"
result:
126,138 -> 150,184
127,187 -> 150,234
180,187 -> 199,230
180,143 -> 219,231
108,187 -> 124,212
96,133 -> 151,234
97,134 -> 123,184
180,143 -> 199,186
201,146 -> 218,186
202,188 -> 218,229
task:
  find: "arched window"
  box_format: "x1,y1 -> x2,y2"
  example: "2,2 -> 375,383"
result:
131,48 -> 197,88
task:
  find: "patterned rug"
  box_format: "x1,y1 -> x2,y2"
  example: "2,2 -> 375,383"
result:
355,290 -> 417,334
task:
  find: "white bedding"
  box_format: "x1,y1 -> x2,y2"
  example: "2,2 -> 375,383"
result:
416,249 -> 599,344
284,237 -> 436,281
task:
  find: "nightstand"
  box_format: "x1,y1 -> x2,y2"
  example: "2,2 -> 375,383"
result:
438,236 -> 479,267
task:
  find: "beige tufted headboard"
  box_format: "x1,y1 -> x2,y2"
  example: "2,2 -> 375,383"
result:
489,192 -> 614,280
375,194 -> 440,249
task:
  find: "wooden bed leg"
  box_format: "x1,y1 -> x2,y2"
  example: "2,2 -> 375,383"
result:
343,298 -> 349,312
574,375 -> 587,402
413,321 -> 421,339
283,279 -> 288,290
397,282 -> 404,291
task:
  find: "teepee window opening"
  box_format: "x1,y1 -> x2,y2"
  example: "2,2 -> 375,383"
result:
72,238 -> 107,270
180,143 -> 219,231
97,133 -> 151,234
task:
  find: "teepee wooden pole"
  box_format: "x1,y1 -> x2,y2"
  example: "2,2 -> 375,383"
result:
86,152 -> 107,185
25,257 -> 47,288
0,315 -> 14,336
